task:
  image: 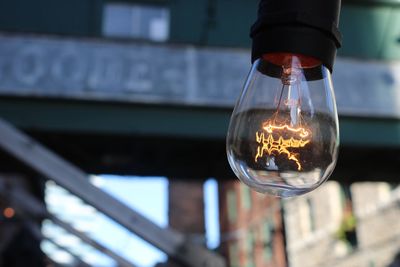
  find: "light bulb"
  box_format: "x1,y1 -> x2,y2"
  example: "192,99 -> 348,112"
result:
226,53 -> 339,197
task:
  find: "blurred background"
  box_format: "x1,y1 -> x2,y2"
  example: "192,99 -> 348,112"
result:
0,0 -> 400,266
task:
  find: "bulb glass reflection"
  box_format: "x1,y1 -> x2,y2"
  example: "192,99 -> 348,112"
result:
226,53 -> 339,197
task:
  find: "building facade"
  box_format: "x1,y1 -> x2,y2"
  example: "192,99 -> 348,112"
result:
219,180 -> 286,267
284,181 -> 400,267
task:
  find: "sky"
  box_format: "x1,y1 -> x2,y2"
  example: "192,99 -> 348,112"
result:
43,176 -> 220,267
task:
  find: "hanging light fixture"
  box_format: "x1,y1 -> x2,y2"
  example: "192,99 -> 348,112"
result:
227,0 -> 342,197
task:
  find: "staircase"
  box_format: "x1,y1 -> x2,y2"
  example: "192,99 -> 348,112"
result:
0,118 -> 226,267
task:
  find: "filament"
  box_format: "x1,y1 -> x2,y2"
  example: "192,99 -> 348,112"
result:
255,66 -> 311,170
255,125 -> 310,170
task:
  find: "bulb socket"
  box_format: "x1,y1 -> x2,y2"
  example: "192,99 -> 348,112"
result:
251,0 -> 342,72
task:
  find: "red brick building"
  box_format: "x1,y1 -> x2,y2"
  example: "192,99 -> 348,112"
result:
219,180 -> 287,267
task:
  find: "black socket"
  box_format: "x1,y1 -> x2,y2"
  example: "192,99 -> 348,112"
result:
251,0 -> 342,72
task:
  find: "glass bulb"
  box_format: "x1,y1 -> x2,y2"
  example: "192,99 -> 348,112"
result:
226,53 -> 339,197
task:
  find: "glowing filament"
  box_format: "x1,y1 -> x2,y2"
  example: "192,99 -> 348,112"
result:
255,123 -> 311,170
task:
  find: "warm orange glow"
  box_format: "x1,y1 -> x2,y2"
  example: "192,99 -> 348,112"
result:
263,124 -> 309,138
255,122 -> 311,170
3,207 -> 15,218
263,53 -> 321,69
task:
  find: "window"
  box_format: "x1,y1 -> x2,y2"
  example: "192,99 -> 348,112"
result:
103,3 -> 169,41
306,198 -> 316,232
229,243 -> 240,267
241,184 -> 252,211
338,184 -> 358,248
246,230 -> 255,267
262,220 -> 274,262
227,189 -> 237,224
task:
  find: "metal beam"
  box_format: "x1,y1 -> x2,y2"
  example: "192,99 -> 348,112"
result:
50,216 -> 136,267
0,34 -> 399,118
0,117 -> 226,267
0,183 -> 137,267
1,98 -> 400,147
26,221 -> 91,267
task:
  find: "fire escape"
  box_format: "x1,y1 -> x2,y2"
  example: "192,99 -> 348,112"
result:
0,117 -> 225,267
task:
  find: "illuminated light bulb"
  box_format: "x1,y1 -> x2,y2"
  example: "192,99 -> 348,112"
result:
226,52 -> 339,197
226,0 -> 343,197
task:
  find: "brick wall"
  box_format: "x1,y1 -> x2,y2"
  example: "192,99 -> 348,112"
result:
219,180 -> 286,267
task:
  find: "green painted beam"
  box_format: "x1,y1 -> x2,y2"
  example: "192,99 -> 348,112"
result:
207,0 -> 257,47
0,0 -> 399,60
0,0 -> 102,36
339,4 -> 400,59
0,98 -> 230,139
0,97 -> 400,148
340,117 -> 400,147
169,0 -> 400,59
345,0 -> 400,6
